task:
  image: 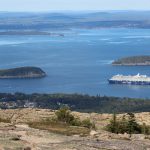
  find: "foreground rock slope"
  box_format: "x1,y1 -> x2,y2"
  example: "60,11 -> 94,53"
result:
0,108 -> 149,150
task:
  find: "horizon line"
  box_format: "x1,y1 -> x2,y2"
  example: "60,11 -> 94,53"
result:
0,9 -> 150,13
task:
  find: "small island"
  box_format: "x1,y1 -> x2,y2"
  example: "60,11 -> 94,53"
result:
112,56 -> 150,66
0,67 -> 46,79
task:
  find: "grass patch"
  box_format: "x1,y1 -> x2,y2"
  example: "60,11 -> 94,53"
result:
0,117 -> 11,123
28,120 -> 90,136
28,107 -> 94,136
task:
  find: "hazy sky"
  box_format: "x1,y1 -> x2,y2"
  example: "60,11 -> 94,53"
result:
1,0 -> 150,11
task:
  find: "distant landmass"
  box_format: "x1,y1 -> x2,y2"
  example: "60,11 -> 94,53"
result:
1,11 -> 150,31
0,31 -> 64,36
0,67 -> 46,79
112,56 -> 150,66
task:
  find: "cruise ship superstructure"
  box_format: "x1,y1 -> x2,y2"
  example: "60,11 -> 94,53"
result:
109,73 -> 150,85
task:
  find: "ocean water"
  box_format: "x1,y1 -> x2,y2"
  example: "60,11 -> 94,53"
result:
0,28 -> 150,98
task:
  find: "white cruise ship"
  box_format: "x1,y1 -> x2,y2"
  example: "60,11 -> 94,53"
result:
108,73 -> 150,85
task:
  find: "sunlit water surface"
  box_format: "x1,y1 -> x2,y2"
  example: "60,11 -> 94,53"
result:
0,28 -> 150,98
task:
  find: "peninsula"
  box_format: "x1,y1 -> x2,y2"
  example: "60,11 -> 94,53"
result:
112,56 -> 150,66
0,31 -> 64,37
0,67 -> 46,79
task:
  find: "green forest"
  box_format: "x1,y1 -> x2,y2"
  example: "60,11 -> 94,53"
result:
0,93 -> 149,113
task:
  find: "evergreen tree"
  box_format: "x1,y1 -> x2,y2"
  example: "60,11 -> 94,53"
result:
142,123 -> 146,135
126,113 -> 141,135
106,113 -> 148,135
107,113 -> 118,133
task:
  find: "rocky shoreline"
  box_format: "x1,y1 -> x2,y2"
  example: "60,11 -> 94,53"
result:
0,74 -> 46,79
112,63 -> 150,66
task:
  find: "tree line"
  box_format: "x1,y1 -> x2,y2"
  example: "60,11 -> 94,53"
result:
0,92 -> 149,113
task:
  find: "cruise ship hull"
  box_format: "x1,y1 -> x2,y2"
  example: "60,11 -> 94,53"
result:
108,80 -> 150,85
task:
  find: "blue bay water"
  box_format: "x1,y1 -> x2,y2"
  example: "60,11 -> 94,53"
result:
0,28 -> 150,98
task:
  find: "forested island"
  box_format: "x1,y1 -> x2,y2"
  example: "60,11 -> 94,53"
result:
112,56 -> 150,66
0,93 -> 149,113
0,67 -> 46,79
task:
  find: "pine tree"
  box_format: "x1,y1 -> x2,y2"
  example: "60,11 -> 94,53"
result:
142,123 -> 146,135
108,113 -> 118,133
127,113 -> 141,136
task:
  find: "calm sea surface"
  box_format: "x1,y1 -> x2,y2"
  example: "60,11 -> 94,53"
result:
0,28 -> 150,98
